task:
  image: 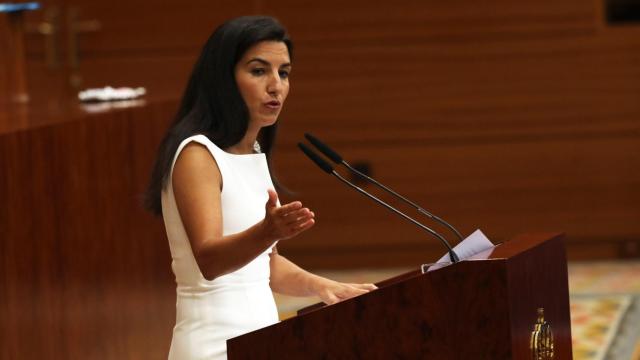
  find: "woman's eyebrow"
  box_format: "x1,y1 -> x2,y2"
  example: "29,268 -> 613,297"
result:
246,58 -> 291,68
246,58 -> 270,65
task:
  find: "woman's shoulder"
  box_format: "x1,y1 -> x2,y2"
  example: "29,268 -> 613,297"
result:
176,134 -> 229,160
172,134 -> 228,173
171,136 -> 224,186
178,134 -> 222,152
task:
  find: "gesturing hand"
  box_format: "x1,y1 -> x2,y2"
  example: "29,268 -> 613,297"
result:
260,189 -> 315,242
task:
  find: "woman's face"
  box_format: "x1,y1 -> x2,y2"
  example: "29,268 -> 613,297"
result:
235,41 -> 291,128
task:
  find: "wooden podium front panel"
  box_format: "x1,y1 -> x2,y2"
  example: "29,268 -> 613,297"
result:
228,262 -> 514,359
228,234 -> 573,359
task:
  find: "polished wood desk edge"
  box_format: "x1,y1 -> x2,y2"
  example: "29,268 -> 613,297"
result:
0,95 -> 180,136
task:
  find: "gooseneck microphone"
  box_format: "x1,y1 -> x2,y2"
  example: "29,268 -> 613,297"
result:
304,133 -> 464,242
298,142 -> 460,263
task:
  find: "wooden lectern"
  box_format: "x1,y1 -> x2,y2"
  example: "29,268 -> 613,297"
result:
228,233 -> 572,359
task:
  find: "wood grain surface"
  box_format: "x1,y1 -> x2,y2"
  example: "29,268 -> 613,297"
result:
0,99 -> 175,359
228,234 -> 573,359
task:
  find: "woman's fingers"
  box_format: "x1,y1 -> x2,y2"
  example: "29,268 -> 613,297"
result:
296,218 -> 315,231
265,189 -> 279,208
336,284 -> 375,299
348,283 -> 378,291
284,218 -> 314,237
330,285 -> 367,303
323,292 -> 340,305
273,201 -> 302,216
284,209 -> 314,225
262,192 -> 315,240
347,286 -> 369,296
316,281 -> 378,306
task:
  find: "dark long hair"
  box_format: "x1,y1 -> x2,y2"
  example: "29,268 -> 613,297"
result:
144,16 -> 293,216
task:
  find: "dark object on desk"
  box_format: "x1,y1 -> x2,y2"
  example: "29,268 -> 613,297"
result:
0,2 -> 40,103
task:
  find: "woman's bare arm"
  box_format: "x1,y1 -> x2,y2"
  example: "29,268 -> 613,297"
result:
269,249 -> 377,305
172,143 -> 314,280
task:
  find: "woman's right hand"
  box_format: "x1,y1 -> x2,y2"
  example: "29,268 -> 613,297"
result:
260,189 -> 315,242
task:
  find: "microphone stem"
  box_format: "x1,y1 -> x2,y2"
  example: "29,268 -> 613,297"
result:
342,161 -> 464,242
332,171 -> 459,263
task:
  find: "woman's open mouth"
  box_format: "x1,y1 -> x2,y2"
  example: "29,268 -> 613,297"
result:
265,101 -> 281,110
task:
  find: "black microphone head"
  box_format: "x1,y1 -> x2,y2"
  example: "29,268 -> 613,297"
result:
304,133 -> 343,164
298,143 -> 334,174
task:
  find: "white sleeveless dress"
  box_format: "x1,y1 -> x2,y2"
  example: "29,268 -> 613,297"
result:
161,135 -> 279,360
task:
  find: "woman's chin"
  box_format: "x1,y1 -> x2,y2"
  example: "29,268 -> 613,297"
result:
254,115 -> 280,127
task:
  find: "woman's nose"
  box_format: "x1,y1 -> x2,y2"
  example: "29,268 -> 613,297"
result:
267,72 -> 283,95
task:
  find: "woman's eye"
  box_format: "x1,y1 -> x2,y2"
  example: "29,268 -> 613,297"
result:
251,68 -> 265,76
279,70 -> 290,79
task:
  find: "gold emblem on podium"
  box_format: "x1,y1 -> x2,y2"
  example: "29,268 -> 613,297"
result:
530,307 -> 554,359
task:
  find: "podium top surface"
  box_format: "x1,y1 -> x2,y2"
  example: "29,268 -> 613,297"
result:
297,232 -> 564,316
486,232 -> 564,260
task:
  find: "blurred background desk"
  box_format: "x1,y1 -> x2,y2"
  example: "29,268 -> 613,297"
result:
0,97 -> 177,358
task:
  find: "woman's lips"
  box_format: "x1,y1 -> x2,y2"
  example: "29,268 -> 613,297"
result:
264,101 -> 281,110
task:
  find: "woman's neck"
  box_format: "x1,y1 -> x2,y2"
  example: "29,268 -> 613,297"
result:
226,127 -> 259,155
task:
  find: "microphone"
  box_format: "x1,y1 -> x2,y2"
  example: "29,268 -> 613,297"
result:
304,133 -> 464,242
298,142 -> 460,263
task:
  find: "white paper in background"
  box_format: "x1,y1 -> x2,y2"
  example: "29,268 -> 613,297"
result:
435,229 -> 495,264
78,86 -> 146,102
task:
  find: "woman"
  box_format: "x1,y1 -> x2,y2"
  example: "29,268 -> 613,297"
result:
145,16 -> 376,359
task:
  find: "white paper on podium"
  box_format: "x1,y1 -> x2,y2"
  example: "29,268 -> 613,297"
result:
425,229 -> 495,272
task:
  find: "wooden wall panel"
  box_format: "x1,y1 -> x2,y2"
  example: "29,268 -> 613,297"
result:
66,0 -> 260,52
0,15 -> 9,100
273,135 -> 639,256
20,0 -> 262,100
61,0 -> 262,94
246,0 -> 640,266
264,0 -> 598,43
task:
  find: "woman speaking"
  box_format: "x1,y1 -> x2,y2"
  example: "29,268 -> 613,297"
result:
145,16 -> 376,359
